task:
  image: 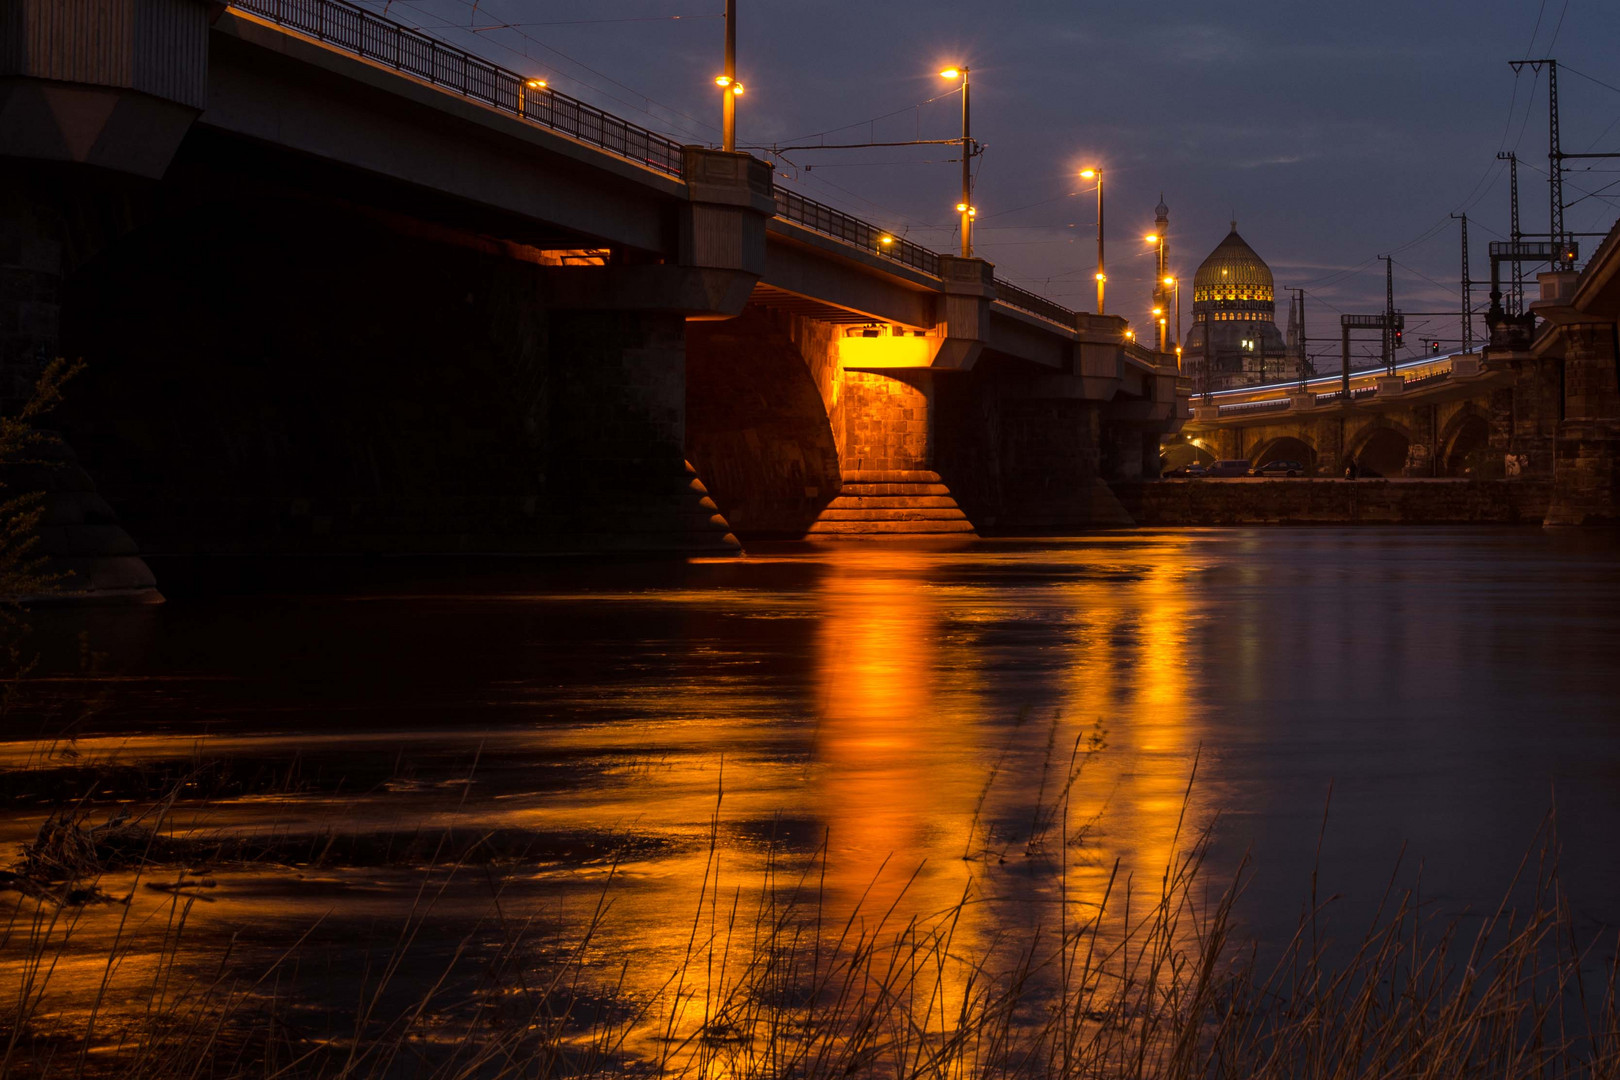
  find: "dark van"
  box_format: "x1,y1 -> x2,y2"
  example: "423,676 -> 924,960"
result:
1207,460 -> 1253,477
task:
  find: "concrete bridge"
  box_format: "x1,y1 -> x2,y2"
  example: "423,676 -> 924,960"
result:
0,0 -> 1185,593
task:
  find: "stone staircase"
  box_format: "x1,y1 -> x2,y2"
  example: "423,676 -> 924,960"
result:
806,470 -> 976,538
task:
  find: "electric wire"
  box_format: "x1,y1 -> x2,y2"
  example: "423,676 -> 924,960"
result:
362,0 -> 721,141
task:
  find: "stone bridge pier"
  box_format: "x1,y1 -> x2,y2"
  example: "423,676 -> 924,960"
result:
1536,268 -> 1620,525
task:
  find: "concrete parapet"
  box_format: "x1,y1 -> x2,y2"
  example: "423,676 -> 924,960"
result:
0,0 -> 207,178
678,147 -> 773,284
933,256 -> 992,370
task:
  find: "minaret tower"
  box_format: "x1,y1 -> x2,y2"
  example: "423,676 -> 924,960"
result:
1150,195 -> 1173,351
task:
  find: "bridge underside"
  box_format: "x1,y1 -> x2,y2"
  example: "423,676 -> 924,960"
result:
1,0 -> 1194,588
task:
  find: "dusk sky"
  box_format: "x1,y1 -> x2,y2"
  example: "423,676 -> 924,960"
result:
370,0 -> 1620,364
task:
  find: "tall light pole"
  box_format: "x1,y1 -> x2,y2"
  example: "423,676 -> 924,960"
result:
1146,231 -> 1166,348
716,0 -> 741,152
1080,168 -> 1104,313
941,67 -> 973,256
1164,275 -> 1180,360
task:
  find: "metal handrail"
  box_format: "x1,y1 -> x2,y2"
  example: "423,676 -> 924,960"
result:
773,189 -> 940,276
1123,341 -> 1164,367
1403,368 -> 1452,391
229,0 -> 686,176
994,279 -> 1077,327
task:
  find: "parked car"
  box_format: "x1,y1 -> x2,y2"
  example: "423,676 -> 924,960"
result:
1163,462 -> 1209,478
1206,460 -> 1254,477
1251,460 -> 1304,477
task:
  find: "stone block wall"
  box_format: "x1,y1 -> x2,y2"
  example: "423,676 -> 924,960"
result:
1114,478 -> 1554,526
838,369 -> 934,473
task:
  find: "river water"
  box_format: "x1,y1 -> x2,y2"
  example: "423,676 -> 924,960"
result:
4,527 -> 1620,1064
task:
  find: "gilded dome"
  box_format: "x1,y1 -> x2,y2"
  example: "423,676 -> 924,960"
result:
1192,227 -> 1274,306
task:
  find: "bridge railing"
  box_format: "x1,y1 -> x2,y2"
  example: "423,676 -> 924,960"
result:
229,0 -> 686,175
1217,398 -> 1291,417
1403,368 -> 1451,391
1313,386 -> 1380,406
993,280 -> 1078,327
773,189 -> 941,276
1123,340 -> 1165,368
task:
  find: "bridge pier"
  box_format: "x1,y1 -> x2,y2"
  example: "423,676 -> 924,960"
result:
0,0 -> 211,599
974,377 -> 1134,531
547,309 -> 738,551
1543,322 -> 1620,524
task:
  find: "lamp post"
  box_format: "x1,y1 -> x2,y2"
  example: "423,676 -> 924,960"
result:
940,66 -> 972,257
716,0 -> 741,152
1164,275 -> 1180,356
1080,168 -> 1103,313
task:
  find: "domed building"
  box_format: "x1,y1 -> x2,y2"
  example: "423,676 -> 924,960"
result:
1183,224 -> 1288,393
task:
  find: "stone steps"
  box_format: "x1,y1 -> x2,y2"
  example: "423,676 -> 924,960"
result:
807,517 -> 976,535
816,507 -> 968,521
837,483 -> 953,497
806,469 -> 977,538
842,469 -> 943,484
824,495 -> 960,510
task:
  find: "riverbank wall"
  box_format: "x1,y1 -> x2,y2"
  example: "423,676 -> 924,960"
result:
1111,478 -> 1555,526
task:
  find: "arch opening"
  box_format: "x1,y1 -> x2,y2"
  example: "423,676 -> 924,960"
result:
1250,435 -> 1316,473
1442,414 -> 1491,477
1354,427 -> 1410,478
1160,438 -> 1216,471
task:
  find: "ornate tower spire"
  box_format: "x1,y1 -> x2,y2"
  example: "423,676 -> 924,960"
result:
1154,194 -> 1170,280
1152,195 -> 1173,351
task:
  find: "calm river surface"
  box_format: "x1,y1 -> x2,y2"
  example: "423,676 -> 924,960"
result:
5,526 -> 1620,1057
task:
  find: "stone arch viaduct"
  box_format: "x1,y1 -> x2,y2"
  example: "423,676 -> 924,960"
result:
1179,353 -> 1521,480
1173,240 -> 1620,526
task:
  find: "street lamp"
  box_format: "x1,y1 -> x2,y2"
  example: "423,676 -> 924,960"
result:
519,78 -> 548,117
716,0 -> 741,152
941,66 -> 973,257
1080,167 -> 1104,313
1163,274 -> 1180,357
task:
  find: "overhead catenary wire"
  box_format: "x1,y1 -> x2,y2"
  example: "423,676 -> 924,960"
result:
362,0 -> 722,141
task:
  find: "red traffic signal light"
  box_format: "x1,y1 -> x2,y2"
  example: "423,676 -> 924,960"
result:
1430,341 -> 1442,354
